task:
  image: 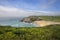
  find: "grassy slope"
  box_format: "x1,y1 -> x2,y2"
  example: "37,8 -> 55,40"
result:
0,25 -> 60,40
39,16 -> 60,22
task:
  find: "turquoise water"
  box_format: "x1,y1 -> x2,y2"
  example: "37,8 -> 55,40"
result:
0,17 -> 36,27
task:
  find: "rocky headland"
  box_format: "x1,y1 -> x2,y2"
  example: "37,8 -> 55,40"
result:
21,16 -> 60,27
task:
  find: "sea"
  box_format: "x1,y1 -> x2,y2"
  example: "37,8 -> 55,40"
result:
0,17 -> 37,27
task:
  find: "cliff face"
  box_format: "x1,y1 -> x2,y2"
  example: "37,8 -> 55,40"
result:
21,16 -> 43,23
21,17 -> 31,23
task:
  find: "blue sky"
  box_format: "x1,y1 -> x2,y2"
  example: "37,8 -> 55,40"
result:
0,0 -> 60,17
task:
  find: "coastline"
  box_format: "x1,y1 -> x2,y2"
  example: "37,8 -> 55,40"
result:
33,20 -> 60,27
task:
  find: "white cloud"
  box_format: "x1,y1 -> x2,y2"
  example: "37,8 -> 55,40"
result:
0,5 -> 59,17
0,6 -> 24,12
0,5 -> 35,17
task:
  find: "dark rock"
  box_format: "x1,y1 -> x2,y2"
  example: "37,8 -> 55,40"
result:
21,16 -> 43,23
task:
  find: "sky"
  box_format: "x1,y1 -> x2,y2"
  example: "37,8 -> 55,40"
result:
0,0 -> 60,17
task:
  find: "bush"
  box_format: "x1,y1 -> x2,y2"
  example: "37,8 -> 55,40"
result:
0,25 -> 60,40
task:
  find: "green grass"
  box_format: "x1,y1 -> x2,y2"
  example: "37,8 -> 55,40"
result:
39,16 -> 60,22
0,25 -> 60,40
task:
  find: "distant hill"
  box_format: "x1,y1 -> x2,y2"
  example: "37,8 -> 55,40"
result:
21,16 -> 60,23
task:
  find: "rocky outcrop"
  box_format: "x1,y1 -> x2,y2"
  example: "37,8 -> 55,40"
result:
21,16 -> 43,23
21,17 -> 31,23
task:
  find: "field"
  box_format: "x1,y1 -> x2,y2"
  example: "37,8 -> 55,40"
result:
0,25 -> 60,40
39,16 -> 60,22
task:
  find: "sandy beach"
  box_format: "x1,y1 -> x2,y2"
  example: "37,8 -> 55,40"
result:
33,20 -> 60,27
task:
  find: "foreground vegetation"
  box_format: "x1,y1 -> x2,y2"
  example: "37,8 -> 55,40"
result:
0,25 -> 60,40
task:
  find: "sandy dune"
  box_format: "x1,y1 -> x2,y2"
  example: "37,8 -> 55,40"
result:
33,20 -> 60,27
